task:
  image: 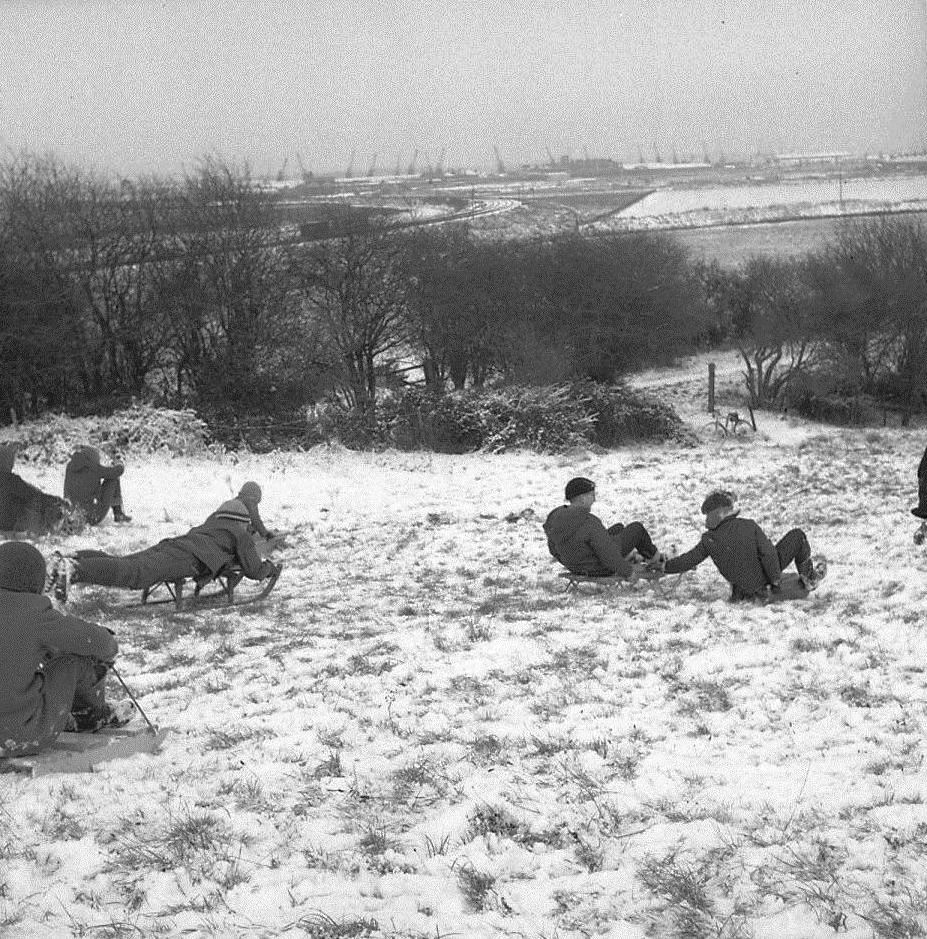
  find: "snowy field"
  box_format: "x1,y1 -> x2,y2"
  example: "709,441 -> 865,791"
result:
3,356 -> 927,937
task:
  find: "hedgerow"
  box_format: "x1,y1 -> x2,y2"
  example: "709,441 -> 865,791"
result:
305,383 -> 688,453
0,404 -> 217,465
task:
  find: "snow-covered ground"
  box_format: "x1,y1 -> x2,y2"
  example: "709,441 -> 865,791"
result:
3,356 -> 927,938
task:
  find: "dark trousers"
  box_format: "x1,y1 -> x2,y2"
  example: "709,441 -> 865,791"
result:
776,528 -> 811,572
84,478 -> 124,525
0,655 -> 108,757
607,521 -> 658,560
76,544 -> 203,591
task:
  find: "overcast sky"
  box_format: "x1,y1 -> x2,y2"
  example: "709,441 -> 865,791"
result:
1,0 -> 925,178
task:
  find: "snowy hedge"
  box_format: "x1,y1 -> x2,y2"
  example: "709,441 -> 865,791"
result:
306,383 -> 689,453
0,404 -> 217,465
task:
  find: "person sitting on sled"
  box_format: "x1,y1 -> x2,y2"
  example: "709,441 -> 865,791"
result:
0,443 -> 71,534
0,542 -> 127,758
653,490 -> 826,600
64,445 -> 132,525
543,476 -> 666,580
50,499 -> 279,602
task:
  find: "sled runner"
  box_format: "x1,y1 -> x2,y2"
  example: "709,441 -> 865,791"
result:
138,561 -> 283,611
0,726 -> 167,777
559,569 -> 668,593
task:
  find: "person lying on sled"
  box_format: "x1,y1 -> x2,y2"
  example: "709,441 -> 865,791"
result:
0,542 -> 126,759
543,476 -> 666,580
64,445 -> 132,525
50,499 -> 279,602
0,443 -> 71,534
653,490 -> 825,600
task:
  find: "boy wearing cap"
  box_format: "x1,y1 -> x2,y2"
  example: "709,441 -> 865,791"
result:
660,490 -> 825,601
544,476 -> 665,579
64,445 -> 132,525
0,541 -> 122,757
51,499 -> 278,601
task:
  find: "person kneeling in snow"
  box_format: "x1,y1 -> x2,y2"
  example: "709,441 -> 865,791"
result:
655,490 -> 825,601
50,499 -> 279,602
543,476 -> 666,580
0,542 -> 125,758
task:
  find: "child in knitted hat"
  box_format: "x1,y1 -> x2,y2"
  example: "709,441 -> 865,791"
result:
0,542 -> 125,757
236,481 -> 274,539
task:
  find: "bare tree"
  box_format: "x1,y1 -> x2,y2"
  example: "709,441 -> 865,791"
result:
293,209 -> 408,414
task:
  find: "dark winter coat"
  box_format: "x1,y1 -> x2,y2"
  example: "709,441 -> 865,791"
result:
75,516 -> 270,592
64,447 -> 124,509
172,516 -> 267,578
0,589 -> 117,754
0,472 -> 69,533
664,514 -> 781,597
543,505 -> 633,578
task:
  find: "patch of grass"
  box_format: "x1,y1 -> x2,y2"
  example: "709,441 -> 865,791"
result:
312,750 -> 343,779
465,617 -> 493,642
456,862 -> 499,912
204,726 -> 261,751
294,911 -> 380,938
104,806 -> 252,882
466,804 -> 521,842
637,848 -> 751,939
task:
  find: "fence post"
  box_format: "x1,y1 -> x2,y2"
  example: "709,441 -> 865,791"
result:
707,363 -> 715,413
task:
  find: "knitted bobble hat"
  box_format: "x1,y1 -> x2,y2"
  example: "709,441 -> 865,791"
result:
0,542 -> 48,594
238,481 -> 262,503
213,499 -> 250,523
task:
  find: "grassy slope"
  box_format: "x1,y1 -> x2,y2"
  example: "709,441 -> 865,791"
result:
2,361 -> 927,938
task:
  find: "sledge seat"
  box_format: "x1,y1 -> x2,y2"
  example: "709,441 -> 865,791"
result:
141,564 -> 244,611
0,727 -> 167,777
559,571 -> 633,593
558,569 -> 681,594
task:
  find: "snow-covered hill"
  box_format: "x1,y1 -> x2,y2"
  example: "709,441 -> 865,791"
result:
2,359 -> 926,937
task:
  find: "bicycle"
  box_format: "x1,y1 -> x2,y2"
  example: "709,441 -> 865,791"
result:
703,408 -> 754,438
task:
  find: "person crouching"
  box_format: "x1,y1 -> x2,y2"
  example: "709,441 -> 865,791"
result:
0,542 -> 121,758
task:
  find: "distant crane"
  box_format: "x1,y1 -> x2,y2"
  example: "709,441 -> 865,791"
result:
366,153 -> 378,177
296,151 -> 313,182
546,146 -> 556,167
493,145 -> 506,175
345,149 -> 356,178
406,148 -> 419,176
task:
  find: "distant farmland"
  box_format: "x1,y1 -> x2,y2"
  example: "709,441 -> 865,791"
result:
672,210 -> 927,266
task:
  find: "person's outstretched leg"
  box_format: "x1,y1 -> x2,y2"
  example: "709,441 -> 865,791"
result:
776,527 -> 823,588
612,521 -> 659,560
775,528 -> 811,571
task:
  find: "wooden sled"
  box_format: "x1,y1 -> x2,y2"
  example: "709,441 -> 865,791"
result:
559,569 -> 665,593
137,562 -> 283,611
0,726 -> 167,777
